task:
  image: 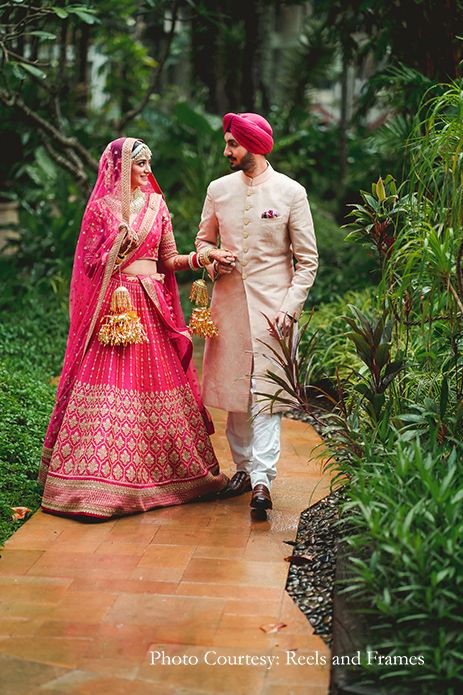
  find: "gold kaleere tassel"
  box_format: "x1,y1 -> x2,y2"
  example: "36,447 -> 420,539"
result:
189,279 -> 209,306
98,285 -> 149,347
189,307 -> 219,338
188,275 -> 218,338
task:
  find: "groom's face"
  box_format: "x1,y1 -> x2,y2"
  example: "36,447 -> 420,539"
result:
223,133 -> 253,172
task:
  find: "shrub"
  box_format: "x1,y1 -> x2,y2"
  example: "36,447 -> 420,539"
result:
339,435 -> 463,692
0,290 -> 68,545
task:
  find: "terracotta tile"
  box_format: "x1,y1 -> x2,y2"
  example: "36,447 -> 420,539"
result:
34,621 -> 100,639
0,636 -> 92,668
0,653 -> 68,695
45,590 -> 116,622
138,644 -> 266,694
1,404 -> 331,694
264,649 -> 330,686
0,549 -> 43,575
69,577 -> 177,595
175,582 -> 282,602
27,552 -> 141,579
107,522 -> 160,543
194,529 -> 251,548
0,576 -> 72,603
136,544 -> 195,569
211,627 -> 289,650
182,558 -> 287,587
72,675 -> 173,695
219,613 -> 288,631
103,593 -> 225,630
34,669 -> 98,693
41,540 -> 104,554
54,524 -> 115,543
3,526 -> 63,551
243,538 -> 288,563
152,528 -> 206,546
93,541 -> 153,556
223,598 -> 283,616
1,538 -> 59,551
75,657 -> 138,679
0,600 -> 60,621
0,617 -> 44,637
129,565 -> 186,583
263,684 -> 327,695
193,545 -> 244,559
144,623 -> 218,647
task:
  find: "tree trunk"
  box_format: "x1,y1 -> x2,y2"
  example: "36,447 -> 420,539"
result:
339,48 -> 349,189
190,0 -> 221,112
75,24 -> 90,117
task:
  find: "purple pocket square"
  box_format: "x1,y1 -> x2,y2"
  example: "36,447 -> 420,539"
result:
261,209 -> 280,219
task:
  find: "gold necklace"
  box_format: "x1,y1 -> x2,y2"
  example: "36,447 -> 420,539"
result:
130,188 -> 146,217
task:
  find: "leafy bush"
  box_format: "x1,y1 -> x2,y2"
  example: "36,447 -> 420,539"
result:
339,435 -> 463,692
299,287 -> 375,383
0,290 -> 68,545
0,362 -> 55,546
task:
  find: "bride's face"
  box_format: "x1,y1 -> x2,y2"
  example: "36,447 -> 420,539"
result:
131,157 -> 151,190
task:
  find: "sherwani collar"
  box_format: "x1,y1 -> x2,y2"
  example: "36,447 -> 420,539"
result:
240,162 -> 274,187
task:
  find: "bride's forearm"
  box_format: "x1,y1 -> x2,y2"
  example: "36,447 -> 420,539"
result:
163,249 -> 216,273
163,255 -> 189,272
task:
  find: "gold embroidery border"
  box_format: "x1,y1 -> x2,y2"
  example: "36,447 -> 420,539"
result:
121,137 -> 136,225
41,468 -> 225,517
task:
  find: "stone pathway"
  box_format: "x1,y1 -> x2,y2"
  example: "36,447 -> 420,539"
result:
0,410 -> 331,695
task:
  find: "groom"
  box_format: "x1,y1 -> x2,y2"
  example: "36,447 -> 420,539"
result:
195,112 -> 318,513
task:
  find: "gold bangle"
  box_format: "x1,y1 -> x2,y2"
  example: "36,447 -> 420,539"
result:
199,248 -> 213,267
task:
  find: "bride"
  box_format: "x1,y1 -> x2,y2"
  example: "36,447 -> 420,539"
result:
39,136 -> 232,519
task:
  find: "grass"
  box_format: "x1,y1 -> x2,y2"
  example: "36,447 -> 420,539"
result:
0,285 -> 68,546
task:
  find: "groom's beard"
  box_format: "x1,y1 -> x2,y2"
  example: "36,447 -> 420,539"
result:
228,152 -> 255,173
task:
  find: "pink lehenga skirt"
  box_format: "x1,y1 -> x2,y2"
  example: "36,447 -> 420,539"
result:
40,274 -> 227,519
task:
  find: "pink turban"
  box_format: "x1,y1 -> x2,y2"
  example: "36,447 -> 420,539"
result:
223,112 -> 274,154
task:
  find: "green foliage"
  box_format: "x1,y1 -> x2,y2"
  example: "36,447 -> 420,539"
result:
0,291 -> 69,546
344,175 -> 410,270
338,436 -> 463,692
343,305 -> 404,422
300,288 -> 375,382
0,363 -> 54,547
261,81 -> 463,691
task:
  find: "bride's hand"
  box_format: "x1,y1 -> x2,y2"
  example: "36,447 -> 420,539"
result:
127,229 -> 139,245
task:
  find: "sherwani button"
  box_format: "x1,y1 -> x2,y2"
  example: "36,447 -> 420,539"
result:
243,247 -> 249,253
242,259 -> 248,266
243,232 -> 249,238
244,219 -> 250,225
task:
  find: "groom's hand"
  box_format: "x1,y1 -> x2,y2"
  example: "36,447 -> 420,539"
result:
211,248 -> 236,275
272,311 -> 293,338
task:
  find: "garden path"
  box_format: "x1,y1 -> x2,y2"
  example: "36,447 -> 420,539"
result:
0,349 -> 331,694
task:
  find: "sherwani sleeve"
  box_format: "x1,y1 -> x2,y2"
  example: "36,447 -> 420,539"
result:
280,186 -> 318,319
195,186 -> 219,279
195,186 -> 220,251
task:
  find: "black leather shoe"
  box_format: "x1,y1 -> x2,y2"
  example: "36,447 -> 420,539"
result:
217,471 -> 252,499
250,484 -> 273,510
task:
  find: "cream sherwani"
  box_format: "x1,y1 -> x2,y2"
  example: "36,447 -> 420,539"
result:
196,163 -> 318,415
